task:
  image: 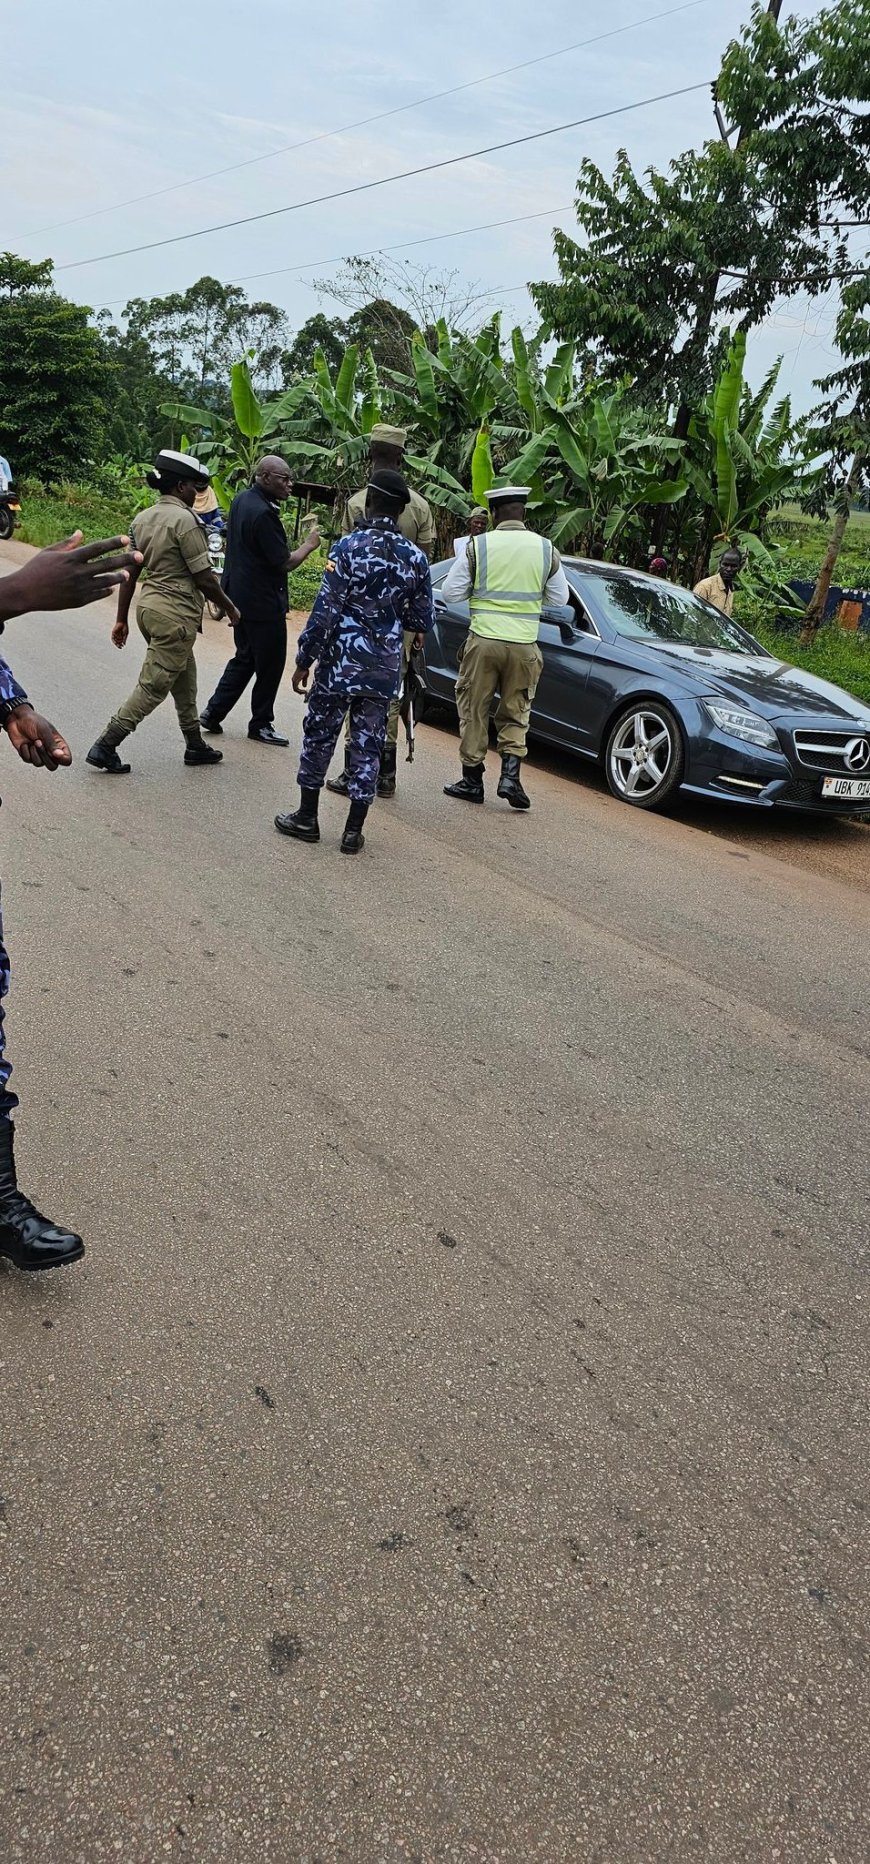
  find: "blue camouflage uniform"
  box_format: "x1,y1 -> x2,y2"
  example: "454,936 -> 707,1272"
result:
0,651 -> 31,1119
295,516 -> 433,804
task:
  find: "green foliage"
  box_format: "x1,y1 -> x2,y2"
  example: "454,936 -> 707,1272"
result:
0,256 -> 112,478
14,476 -> 146,548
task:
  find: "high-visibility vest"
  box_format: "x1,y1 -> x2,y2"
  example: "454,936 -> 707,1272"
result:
469,529 -> 553,643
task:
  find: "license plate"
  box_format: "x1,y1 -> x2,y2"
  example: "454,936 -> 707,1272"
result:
821,776 -> 870,799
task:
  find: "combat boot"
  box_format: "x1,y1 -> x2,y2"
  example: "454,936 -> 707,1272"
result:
497,754 -> 531,810
86,725 -> 131,774
0,1121 -> 84,1271
340,799 -> 368,855
326,752 -> 351,797
444,763 -> 485,803
275,787 -> 321,843
184,731 -> 223,765
377,743 -> 398,799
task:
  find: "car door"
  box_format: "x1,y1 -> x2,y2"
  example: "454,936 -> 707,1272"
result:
427,579 -> 469,702
533,608 -> 600,751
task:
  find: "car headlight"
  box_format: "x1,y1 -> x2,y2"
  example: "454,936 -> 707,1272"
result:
703,701 -> 778,749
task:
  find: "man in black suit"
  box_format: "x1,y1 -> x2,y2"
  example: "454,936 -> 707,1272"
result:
200,456 -> 320,746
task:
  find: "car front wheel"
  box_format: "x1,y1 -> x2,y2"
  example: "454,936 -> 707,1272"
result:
605,702 -> 685,810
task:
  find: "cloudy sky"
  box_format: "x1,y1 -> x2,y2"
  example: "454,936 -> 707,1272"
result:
1,0 -> 845,410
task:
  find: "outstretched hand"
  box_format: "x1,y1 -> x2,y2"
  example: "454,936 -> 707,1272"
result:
0,532 -> 143,623
4,707 -> 72,770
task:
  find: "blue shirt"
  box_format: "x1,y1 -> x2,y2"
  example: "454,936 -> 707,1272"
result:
296,517 -> 433,701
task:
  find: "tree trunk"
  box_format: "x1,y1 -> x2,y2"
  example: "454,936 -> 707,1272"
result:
799,450 -> 864,645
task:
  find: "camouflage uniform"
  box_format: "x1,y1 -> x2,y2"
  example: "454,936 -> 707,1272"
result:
0,652 -> 32,1119
295,517 -> 433,804
341,481 -> 435,756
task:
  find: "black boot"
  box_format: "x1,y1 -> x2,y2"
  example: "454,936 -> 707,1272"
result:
184,731 -> 223,765
275,787 -> 321,842
86,728 -> 131,775
497,754 -> 531,809
444,763 -> 485,803
340,799 -> 368,855
326,752 -> 351,797
0,1121 -> 84,1271
377,743 -> 398,799
199,709 -> 224,734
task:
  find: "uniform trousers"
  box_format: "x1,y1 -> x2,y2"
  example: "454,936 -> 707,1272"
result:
0,889 -> 18,1119
299,690 -> 389,804
109,606 -> 200,739
456,633 -> 544,766
344,629 -> 415,751
204,612 -> 288,731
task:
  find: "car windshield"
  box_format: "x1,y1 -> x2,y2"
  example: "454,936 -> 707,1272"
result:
579,571 -> 764,653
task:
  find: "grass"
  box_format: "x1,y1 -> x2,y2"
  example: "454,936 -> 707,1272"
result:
749,617 -> 870,708
15,480 -> 136,548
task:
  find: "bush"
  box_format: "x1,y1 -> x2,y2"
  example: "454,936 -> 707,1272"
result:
747,612 -> 870,708
15,478 -> 143,548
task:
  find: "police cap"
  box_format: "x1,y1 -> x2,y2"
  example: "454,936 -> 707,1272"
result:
485,484 -> 531,505
368,468 -> 410,511
149,448 -> 210,489
369,423 -> 408,450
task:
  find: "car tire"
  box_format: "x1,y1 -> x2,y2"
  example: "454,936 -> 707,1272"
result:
604,700 -> 685,810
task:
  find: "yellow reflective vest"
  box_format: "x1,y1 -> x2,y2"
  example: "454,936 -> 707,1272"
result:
469,529 -> 554,643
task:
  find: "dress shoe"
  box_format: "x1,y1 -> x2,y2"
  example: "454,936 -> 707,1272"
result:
249,725 -> 289,747
199,711 -> 223,734
497,754 -> 531,809
0,1122 -> 84,1272
444,763 -> 485,803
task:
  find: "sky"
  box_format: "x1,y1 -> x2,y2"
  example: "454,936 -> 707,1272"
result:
0,0 -> 850,414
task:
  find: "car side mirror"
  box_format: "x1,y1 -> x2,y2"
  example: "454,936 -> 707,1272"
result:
542,603 -> 580,643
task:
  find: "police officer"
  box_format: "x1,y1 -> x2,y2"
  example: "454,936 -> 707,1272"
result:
274,470 -> 433,855
87,450 -> 239,775
0,529 -> 141,1269
328,423 -> 436,800
441,485 -> 570,810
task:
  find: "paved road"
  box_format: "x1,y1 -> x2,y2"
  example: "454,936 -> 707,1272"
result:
1,549 -> 868,1862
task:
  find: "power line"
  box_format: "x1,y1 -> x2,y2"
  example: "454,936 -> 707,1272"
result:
18,0 -> 709,243
55,80 -> 711,275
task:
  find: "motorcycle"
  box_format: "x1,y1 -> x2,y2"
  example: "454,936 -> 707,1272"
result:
0,486 -> 21,542
198,512 -> 227,620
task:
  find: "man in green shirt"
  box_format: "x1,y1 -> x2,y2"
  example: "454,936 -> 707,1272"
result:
329,424 -> 435,799
87,451 -> 239,775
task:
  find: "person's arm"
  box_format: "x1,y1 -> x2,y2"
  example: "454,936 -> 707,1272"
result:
292,548 -> 349,691
440,539 -> 474,604
543,545 -> 571,607
0,533 -> 141,624
111,559 -> 144,647
288,525 -> 320,572
177,513 -> 239,623
0,655 -> 71,770
408,563 -> 435,650
418,503 -> 437,562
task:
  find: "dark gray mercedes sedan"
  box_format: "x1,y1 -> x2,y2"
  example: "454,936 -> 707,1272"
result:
424,557 -> 870,815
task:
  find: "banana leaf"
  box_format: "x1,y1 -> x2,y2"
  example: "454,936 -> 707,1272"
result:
544,341 -> 574,406
159,400 -> 220,431
411,332 -> 439,429
511,328 -> 539,432
359,347 -> 381,435
502,429 -> 559,483
711,331 -> 745,532
334,345 -> 360,418
471,423 -> 494,506
231,361 -> 263,441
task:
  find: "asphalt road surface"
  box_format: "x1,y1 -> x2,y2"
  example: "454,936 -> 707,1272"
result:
1,545 -> 868,1863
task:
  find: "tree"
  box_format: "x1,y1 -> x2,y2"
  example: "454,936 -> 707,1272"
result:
122,276 -> 288,403
532,0 -> 868,424
313,256 -> 496,369
0,252 -> 111,477
283,313 -> 349,380
799,272 -> 870,641
161,360 -> 312,501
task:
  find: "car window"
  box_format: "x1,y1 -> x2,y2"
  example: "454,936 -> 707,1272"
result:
579,571 -> 765,653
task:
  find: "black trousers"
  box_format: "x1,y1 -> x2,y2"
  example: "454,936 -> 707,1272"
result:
205,612 -> 288,730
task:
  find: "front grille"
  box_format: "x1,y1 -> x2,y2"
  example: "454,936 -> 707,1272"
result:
793,729 -> 870,773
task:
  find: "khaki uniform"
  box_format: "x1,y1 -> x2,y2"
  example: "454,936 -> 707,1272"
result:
693,572 -> 734,616
109,496 -> 209,739
440,520 -> 570,766
341,486 -> 435,750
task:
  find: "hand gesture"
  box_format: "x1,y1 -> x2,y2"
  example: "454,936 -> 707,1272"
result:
291,664 -> 310,694
4,707 -> 72,770
0,532 -> 143,621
